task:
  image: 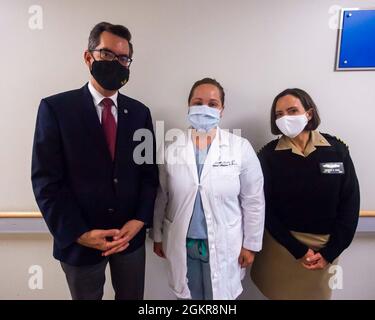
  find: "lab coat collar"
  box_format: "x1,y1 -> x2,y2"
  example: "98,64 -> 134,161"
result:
178,127 -> 228,183
201,127 -> 231,180
185,126 -> 230,147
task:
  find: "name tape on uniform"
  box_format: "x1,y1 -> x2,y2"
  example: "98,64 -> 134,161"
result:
320,162 -> 345,174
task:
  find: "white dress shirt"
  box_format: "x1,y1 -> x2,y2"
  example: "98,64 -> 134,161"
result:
88,81 -> 118,124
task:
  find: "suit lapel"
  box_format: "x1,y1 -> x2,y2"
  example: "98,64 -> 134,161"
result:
115,93 -> 135,162
80,84 -> 112,164
79,85 -> 138,169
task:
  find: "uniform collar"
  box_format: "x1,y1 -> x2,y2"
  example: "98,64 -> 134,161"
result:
275,130 -> 331,157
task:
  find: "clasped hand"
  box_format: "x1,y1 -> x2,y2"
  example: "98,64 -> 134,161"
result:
77,219 -> 144,257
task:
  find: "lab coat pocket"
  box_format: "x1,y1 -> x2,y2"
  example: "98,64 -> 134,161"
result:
220,196 -> 242,227
226,224 -> 243,298
212,165 -> 238,179
210,168 -> 241,199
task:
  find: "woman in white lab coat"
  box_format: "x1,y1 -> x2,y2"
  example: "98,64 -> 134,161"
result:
152,78 -> 265,300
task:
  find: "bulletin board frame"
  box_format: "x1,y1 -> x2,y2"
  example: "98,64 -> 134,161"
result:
336,7 -> 375,71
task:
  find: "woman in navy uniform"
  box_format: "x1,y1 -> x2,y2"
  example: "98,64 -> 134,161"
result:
251,88 -> 360,299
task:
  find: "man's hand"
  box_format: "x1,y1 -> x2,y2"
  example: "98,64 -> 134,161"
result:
300,248 -> 315,267
302,252 -> 329,270
153,242 -> 166,258
77,229 -> 129,252
238,247 -> 255,268
102,220 -> 145,257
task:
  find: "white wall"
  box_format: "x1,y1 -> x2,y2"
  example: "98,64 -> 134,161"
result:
0,0 -> 374,299
0,0 -> 374,210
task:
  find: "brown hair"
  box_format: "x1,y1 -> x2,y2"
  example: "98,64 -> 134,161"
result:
270,88 -> 321,135
188,78 -> 225,106
88,22 -> 133,57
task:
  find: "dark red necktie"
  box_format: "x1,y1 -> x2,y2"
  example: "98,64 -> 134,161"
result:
101,98 -> 117,161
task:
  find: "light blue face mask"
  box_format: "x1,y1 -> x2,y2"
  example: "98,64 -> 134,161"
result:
187,105 -> 221,132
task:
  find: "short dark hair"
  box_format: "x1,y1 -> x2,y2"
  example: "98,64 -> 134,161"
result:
88,22 -> 133,57
188,78 -> 225,106
270,88 -> 321,135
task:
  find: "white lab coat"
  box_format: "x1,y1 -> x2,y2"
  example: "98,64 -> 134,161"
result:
152,128 -> 265,300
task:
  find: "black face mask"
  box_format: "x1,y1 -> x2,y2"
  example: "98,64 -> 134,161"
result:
90,59 -> 130,91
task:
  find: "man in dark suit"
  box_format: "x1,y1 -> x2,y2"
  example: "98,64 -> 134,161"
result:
31,22 -> 159,300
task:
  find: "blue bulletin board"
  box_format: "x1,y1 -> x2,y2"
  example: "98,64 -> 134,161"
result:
336,8 -> 375,70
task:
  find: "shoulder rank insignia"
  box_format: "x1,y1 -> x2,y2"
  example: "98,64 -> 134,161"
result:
257,145 -> 265,155
257,142 -> 271,155
334,136 -> 349,149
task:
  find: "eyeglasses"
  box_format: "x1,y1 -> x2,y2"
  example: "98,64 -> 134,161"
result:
90,48 -> 133,67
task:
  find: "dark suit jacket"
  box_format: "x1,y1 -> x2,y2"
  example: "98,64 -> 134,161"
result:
32,83 -> 159,266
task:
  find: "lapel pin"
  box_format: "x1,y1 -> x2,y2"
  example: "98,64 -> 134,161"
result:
124,108 -> 128,114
